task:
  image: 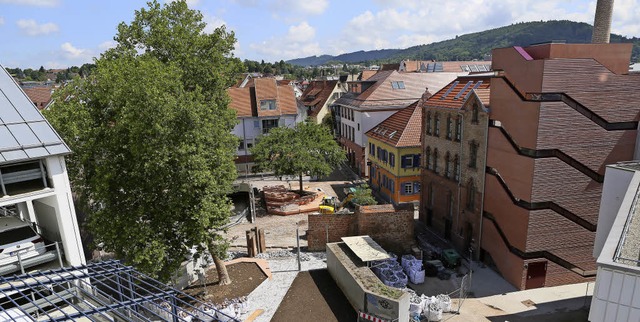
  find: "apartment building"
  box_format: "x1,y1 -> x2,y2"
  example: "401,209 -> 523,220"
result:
420,74 -> 491,255
227,77 -> 304,175
366,101 -> 422,205
334,70 -> 459,176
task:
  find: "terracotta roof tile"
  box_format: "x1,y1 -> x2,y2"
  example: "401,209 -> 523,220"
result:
360,70 -> 378,80
227,78 -> 299,118
424,75 -> 492,110
22,86 -> 52,110
336,70 -> 459,109
301,80 -> 339,117
401,60 -> 492,73
365,100 -> 422,147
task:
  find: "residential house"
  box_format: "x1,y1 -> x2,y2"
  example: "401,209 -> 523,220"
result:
300,80 -> 347,124
0,64 -> 86,272
333,70 -> 462,176
420,74 -> 491,255
366,101 -> 422,205
481,43 -> 640,290
589,162 -> 640,322
227,77 -> 304,175
22,86 -> 54,110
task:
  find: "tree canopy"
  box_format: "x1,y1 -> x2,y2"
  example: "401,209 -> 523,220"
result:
45,0 -> 242,281
352,184 -> 378,206
251,121 -> 346,192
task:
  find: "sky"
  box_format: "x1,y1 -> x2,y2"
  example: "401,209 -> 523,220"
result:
0,0 -> 639,69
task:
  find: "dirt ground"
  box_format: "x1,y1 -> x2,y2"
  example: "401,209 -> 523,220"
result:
271,269 -> 357,322
182,262 -> 267,305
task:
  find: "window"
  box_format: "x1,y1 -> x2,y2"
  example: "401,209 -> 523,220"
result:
260,99 -> 277,110
254,120 -> 260,128
414,182 -> 421,193
389,153 -> 395,167
469,141 -> 478,168
446,115 -> 452,140
262,119 -> 279,134
391,81 -> 405,89
377,147 -> 382,160
403,183 -> 414,195
238,140 -> 245,150
425,147 -> 432,170
434,114 -> 440,137
402,155 -> 413,168
455,116 -> 462,141
389,179 -> 395,193
247,142 -> 253,149
426,112 -> 431,135
448,191 -> 454,217
370,143 -> 375,156
433,149 -> 439,173
472,103 -> 479,124
467,179 -> 476,210
444,152 -> 451,178
428,183 -> 434,206
454,155 -> 460,182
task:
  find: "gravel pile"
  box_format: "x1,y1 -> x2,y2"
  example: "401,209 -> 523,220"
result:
255,250 -> 326,262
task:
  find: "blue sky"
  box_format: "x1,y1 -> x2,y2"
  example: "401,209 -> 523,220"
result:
0,0 -> 639,69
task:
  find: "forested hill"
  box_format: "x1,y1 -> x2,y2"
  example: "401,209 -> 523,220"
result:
286,20 -> 640,66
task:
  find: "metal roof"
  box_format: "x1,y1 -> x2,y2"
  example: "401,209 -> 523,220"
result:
0,64 -> 70,165
0,260 -> 239,321
341,235 -> 390,262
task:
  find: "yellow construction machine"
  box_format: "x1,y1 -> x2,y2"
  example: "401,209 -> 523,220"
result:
319,193 -> 354,214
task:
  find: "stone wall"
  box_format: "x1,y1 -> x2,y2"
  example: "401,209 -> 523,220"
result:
307,204 -> 415,252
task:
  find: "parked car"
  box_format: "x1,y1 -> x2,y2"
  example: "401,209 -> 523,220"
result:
0,216 -> 47,267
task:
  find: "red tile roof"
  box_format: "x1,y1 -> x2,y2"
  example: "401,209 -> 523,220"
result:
365,100 -> 422,147
22,86 -> 52,110
337,70 -> 458,110
424,75 -> 492,110
401,60 -> 492,73
360,70 -> 378,80
227,78 -> 299,117
300,80 -> 339,117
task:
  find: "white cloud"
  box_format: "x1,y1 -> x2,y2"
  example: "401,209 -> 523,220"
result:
203,14 -> 226,34
165,0 -> 200,7
16,19 -> 59,36
0,17 -> 4,26
0,0 -> 59,7
611,0 -> 640,37
337,0 -> 599,53
249,21 -> 321,60
61,42 -> 89,59
273,0 -> 328,15
98,40 -> 117,51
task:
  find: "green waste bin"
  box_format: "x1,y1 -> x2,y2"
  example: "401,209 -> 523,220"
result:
441,249 -> 461,268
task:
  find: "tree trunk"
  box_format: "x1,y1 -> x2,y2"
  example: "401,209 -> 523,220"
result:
299,173 -> 303,193
213,254 -> 231,285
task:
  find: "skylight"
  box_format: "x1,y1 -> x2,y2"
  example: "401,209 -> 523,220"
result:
391,81 -> 405,89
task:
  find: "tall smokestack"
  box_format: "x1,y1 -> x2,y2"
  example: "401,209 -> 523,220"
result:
592,0 -> 614,43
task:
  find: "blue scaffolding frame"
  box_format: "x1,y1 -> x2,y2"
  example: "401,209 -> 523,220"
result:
0,260 -> 240,321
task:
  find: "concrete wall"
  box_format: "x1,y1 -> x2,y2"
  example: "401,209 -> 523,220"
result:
326,243 -> 410,322
307,205 -> 414,253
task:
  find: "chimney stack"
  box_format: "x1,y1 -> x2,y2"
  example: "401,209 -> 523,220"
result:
592,0 -> 614,43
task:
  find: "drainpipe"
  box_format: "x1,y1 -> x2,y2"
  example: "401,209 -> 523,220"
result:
456,111 -> 464,243
477,113 -> 490,261
241,118 -> 248,177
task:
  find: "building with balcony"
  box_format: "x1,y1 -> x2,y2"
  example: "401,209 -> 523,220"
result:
0,64 -> 86,274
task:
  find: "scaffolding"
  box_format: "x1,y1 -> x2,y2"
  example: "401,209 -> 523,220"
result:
0,260 -> 239,321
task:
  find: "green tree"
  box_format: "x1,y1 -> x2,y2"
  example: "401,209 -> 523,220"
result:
251,122 -> 346,192
351,184 -> 377,206
251,121 -> 346,192
45,0 -> 242,283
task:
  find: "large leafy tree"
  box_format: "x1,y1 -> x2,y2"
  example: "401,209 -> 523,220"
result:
45,0 -> 243,283
251,121 -> 346,192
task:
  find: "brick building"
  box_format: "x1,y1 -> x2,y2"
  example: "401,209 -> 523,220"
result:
481,43 -> 640,290
419,74 -> 492,256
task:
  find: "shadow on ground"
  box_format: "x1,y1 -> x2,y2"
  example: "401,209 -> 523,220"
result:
486,298 -> 591,322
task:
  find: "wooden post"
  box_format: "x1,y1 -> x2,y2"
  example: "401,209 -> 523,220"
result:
246,230 -> 257,257
252,227 -> 261,254
258,228 -> 267,253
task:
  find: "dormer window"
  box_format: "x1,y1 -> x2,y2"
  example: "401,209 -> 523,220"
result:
260,99 -> 277,110
391,81 -> 405,89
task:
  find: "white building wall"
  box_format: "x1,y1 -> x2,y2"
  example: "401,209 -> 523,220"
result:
594,166 -> 637,257
590,266 -> 640,322
43,156 -> 86,266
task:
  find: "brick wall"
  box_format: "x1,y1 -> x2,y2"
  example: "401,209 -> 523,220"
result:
307,204 -> 415,253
